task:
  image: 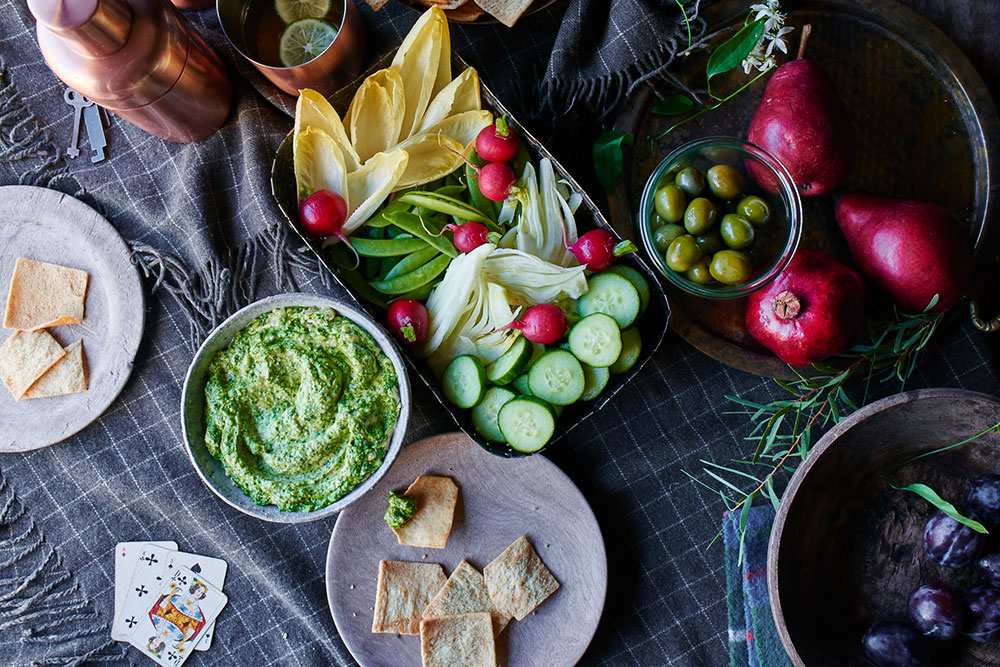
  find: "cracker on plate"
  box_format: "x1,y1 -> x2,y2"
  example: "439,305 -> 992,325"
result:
3,258 -> 88,331
483,535 -> 559,621
393,475 -> 458,549
423,559 -> 510,637
24,340 -> 88,399
420,612 -> 495,667
474,0 -> 533,26
0,330 -> 67,400
372,560 -> 447,635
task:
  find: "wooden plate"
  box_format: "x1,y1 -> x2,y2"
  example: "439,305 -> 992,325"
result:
326,432 -> 607,667
393,0 -> 561,24
0,186 -> 144,452
608,0 -> 1000,379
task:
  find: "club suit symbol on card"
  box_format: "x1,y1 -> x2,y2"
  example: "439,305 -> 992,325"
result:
140,553 -> 160,567
135,584 -> 150,597
125,615 -> 139,629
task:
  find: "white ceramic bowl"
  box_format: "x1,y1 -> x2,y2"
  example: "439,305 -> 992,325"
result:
180,293 -> 411,523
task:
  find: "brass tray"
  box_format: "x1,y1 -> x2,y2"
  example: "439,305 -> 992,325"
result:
271,52 -> 671,457
607,0 -> 1000,379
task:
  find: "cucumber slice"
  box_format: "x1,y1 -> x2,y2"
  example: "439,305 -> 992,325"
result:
441,355 -> 486,408
527,349 -> 584,406
498,396 -> 556,453
577,273 -> 641,328
580,364 -> 611,401
486,336 -> 532,385
471,386 -> 517,442
605,265 -> 651,315
511,373 -> 532,396
610,327 -> 642,375
568,313 -> 622,368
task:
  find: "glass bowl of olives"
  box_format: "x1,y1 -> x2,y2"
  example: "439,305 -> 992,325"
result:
637,136 -> 802,299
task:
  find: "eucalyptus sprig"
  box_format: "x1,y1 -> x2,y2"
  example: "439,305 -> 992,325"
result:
691,304 -> 946,559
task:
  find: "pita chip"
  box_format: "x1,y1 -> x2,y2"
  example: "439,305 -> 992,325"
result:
393,475 -> 458,549
4,258 -> 88,330
423,559 -> 510,637
484,535 -> 559,621
420,612 -> 495,667
0,330 -> 67,400
24,340 -> 88,399
372,560 -> 447,635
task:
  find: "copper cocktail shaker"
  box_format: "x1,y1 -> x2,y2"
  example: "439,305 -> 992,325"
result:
29,0 -> 232,143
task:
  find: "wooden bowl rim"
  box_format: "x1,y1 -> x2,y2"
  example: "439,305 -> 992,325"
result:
765,387 -> 1000,666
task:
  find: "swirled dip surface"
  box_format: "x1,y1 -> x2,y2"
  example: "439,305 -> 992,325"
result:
204,306 -> 399,512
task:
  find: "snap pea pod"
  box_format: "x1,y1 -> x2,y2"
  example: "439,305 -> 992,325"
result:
361,226 -> 384,279
384,211 -> 458,258
327,246 -> 388,308
396,279 -> 440,302
351,236 -> 428,257
397,191 -> 500,232
434,184 -> 468,200
378,254 -> 403,280
365,199 -> 410,228
370,254 -> 451,294
385,246 -> 440,281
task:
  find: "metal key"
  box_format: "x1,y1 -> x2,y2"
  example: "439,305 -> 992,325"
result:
82,104 -> 107,163
63,88 -> 93,158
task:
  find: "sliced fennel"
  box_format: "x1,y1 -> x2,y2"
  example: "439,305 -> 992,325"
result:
512,158 -> 580,267
482,248 -> 588,304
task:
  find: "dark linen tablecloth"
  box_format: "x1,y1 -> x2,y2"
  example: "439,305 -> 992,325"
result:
0,0 -> 997,666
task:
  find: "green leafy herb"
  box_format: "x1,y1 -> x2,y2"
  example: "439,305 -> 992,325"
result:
613,239 -> 639,257
706,20 -> 767,88
593,130 -> 634,192
889,482 -> 989,534
651,94 -> 696,117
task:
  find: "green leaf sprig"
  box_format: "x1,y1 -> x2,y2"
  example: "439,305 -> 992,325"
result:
888,483 -> 989,534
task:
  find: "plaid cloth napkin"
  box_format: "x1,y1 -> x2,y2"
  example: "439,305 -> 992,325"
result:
723,506 -> 794,667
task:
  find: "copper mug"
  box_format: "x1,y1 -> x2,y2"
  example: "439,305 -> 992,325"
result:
216,0 -> 364,97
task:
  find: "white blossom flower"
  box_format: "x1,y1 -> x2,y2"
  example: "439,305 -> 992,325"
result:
764,25 -> 795,56
742,0 -> 793,74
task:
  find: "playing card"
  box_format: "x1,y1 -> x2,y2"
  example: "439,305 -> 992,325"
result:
127,566 -> 228,667
114,541 -> 177,639
111,543 -> 176,642
163,551 -> 228,650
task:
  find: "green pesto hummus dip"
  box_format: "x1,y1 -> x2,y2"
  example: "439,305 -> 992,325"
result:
203,306 -> 399,512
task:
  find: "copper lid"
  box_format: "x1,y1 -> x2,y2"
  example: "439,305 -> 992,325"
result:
28,0 -> 132,56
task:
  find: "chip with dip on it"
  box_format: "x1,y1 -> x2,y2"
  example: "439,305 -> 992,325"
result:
392,475 -> 459,549
422,559 -> 510,637
372,560 -> 447,635
419,612 -> 495,667
0,329 -> 67,401
484,535 -> 560,621
3,258 -> 88,331
23,340 -> 88,399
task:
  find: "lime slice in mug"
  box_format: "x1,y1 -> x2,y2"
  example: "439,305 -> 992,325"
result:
275,0 -> 331,23
279,18 -> 338,67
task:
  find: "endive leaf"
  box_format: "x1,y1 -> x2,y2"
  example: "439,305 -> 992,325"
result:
294,89 -> 360,172
335,150 -> 409,237
293,127 -> 347,205
419,109 -> 493,151
392,133 -> 465,190
345,68 -> 405,162
391,7 -> 448,139
417,67 -> 481,133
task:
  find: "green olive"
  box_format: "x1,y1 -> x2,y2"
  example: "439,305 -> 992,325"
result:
665,235 -> 702,272
685,260 -> 713,285
707,164 -> 744,201
738,195 -> 771,226
694,231 -> 724,255
709,250 -> 752,284
720,214 -> 756,250
683,197 -> 718,235
675,167 -> 706,197
653,224 -> 686,252
653,184 -> 687,224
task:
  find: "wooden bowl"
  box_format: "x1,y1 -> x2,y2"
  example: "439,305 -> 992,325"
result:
768,389 -> 1000,666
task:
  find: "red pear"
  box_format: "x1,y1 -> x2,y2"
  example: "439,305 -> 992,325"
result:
746,26 -> 854,197
746,248 -> 867,367
836,193 -> 974,312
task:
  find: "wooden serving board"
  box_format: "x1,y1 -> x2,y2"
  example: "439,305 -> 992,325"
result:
608,0 -> 1000,379
0,186 -> 144,452
326,432 -> 607,667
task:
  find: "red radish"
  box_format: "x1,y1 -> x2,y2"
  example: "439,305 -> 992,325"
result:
387,299 -> 429,346
423,220 -> 492,253
836,193 -> 974,312
475,116 -> 519,163
299,190 -> 348,238
746,248 -> 867,366
569,229 -> 637,271
500,304 -> 567,345
477,162 -> 516,202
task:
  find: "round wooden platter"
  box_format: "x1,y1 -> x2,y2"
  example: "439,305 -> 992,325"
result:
607,0 -> 1000,379
0,186 -> 144,452
326,432 -> 607,667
